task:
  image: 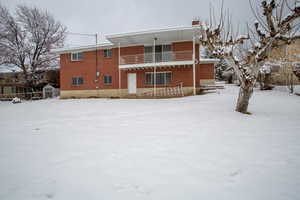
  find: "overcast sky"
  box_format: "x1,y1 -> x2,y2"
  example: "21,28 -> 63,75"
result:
1,0 -> 256,46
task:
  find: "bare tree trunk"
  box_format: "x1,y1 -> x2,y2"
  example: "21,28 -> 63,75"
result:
290,73 -> 294,94
258,73 -> 264,90
235,83 -> 254,114
263,74 -> 273,90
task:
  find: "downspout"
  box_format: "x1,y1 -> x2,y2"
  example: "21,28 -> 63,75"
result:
118,42 -> 121,97
193,36 -> 196,95
95,33 -> 100,97
95,33 -> 99,79
153,37 -> 157,97
199,36 -> 201,86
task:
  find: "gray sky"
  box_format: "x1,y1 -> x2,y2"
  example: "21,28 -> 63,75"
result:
1,0 -> 255,46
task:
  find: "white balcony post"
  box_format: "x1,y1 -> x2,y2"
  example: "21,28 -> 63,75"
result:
118,42 -> 121,96
153,38 -> 156,97
193,36 -> 196,95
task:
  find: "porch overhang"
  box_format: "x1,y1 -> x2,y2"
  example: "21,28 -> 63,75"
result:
199,58 -> 219,64
119,60 -> 194,70
119,58 -> 219,70
107,26 -> 200,46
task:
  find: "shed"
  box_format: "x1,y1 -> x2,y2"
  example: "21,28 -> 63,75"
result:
43,84 -> 59,98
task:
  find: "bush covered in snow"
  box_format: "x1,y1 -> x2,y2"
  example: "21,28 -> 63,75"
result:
12,97 -> 21,104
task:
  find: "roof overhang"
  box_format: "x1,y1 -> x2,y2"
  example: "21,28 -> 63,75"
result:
119,60 -> 194,70
199,58 -> 219,64
51,43 -> 114,54
107,26 -> 200,47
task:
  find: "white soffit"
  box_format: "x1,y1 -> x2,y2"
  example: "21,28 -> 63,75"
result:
106,26 -> 199,46
52,43 -> 114,54
199,58 -> 219,64
119,60 -> 194,70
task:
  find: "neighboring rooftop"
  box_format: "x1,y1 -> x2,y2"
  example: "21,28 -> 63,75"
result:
0,64 -> 59,74
0,64 -> 21,73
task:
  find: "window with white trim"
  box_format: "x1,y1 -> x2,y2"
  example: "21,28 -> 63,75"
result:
145,72 -> 171,86
104,75 -> 112,85
72,77 -> 84,85
104,49 -> 112,58
71,52 -> 83,61
144,44 -> 172,63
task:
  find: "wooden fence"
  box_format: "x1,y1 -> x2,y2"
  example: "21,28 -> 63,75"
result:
0,92 -> 43,101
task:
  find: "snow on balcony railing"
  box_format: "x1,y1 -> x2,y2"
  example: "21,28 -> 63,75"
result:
120,51 -> 193,65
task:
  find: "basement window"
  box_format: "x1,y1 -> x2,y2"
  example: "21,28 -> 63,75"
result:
104,49 -> 112,58
71,52 -> 83,61
72,77 -> 84,85
104,75 -> 112,85
145,72 -> 171,86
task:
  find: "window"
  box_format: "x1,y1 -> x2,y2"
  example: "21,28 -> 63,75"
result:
72,77 -> 84,85
145,72 -> 171,86
104,75 -> 112,85
104,49 -> 112,58
71,52 -> 83,61
144,44 -> 172,63
11,86 -> 16,94
162,44 -> 172,62
144,46 -> 153,63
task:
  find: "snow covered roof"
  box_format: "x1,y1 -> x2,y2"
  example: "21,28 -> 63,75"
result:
199,58 -> 219,64
52,43 -> 114,54
0,64 -> 59,74
0,64 -> 21,73
293,62 -> 300,69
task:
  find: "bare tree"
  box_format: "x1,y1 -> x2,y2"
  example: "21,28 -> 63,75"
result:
0,4 -> 66,89
199,0 -> 300,114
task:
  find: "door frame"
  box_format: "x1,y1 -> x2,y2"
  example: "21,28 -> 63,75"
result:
128,73 -> 137,94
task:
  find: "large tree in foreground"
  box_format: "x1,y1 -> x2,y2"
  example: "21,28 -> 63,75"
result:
0,4 -> 66,89
200,0 -> 300,114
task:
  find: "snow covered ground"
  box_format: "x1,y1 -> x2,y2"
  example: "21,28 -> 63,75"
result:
0,85 -> 300,200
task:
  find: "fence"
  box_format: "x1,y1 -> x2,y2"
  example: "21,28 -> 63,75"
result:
0,92 -> 43,101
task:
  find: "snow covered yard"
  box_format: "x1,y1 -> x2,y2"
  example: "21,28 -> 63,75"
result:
0,85 -> 300,200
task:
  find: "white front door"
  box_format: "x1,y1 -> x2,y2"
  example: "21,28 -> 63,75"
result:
128,73 -> 137,94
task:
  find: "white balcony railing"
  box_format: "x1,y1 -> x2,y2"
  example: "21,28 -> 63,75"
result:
120,51 -> 193,65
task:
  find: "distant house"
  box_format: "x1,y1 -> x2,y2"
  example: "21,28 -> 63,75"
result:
0,66 -> 59,99
267,40 -> 300,85
53,20 -> 219,99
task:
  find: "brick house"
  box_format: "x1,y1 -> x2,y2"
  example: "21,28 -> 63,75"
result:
267,39 -> 300,85
54,21 -> 218,98
0,67 -> 59,99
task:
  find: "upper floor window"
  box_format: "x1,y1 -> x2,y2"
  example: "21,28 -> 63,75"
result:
104,49 -> 112,58
71,52 -> 83,61
72,77 -> 84,85
104,75 -> 112,85
144,44 -> 172,63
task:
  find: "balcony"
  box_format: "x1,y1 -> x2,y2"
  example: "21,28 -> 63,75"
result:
119,51 -> 194,70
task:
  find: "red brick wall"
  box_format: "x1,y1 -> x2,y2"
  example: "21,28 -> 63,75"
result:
60,42 -> 214,91
198,64 -> 215,79
121,67 -> 193,88
60,51 -> 98,90
173,41 -> 193,52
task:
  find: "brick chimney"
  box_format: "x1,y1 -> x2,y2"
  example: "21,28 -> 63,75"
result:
192,18 -> 200,26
